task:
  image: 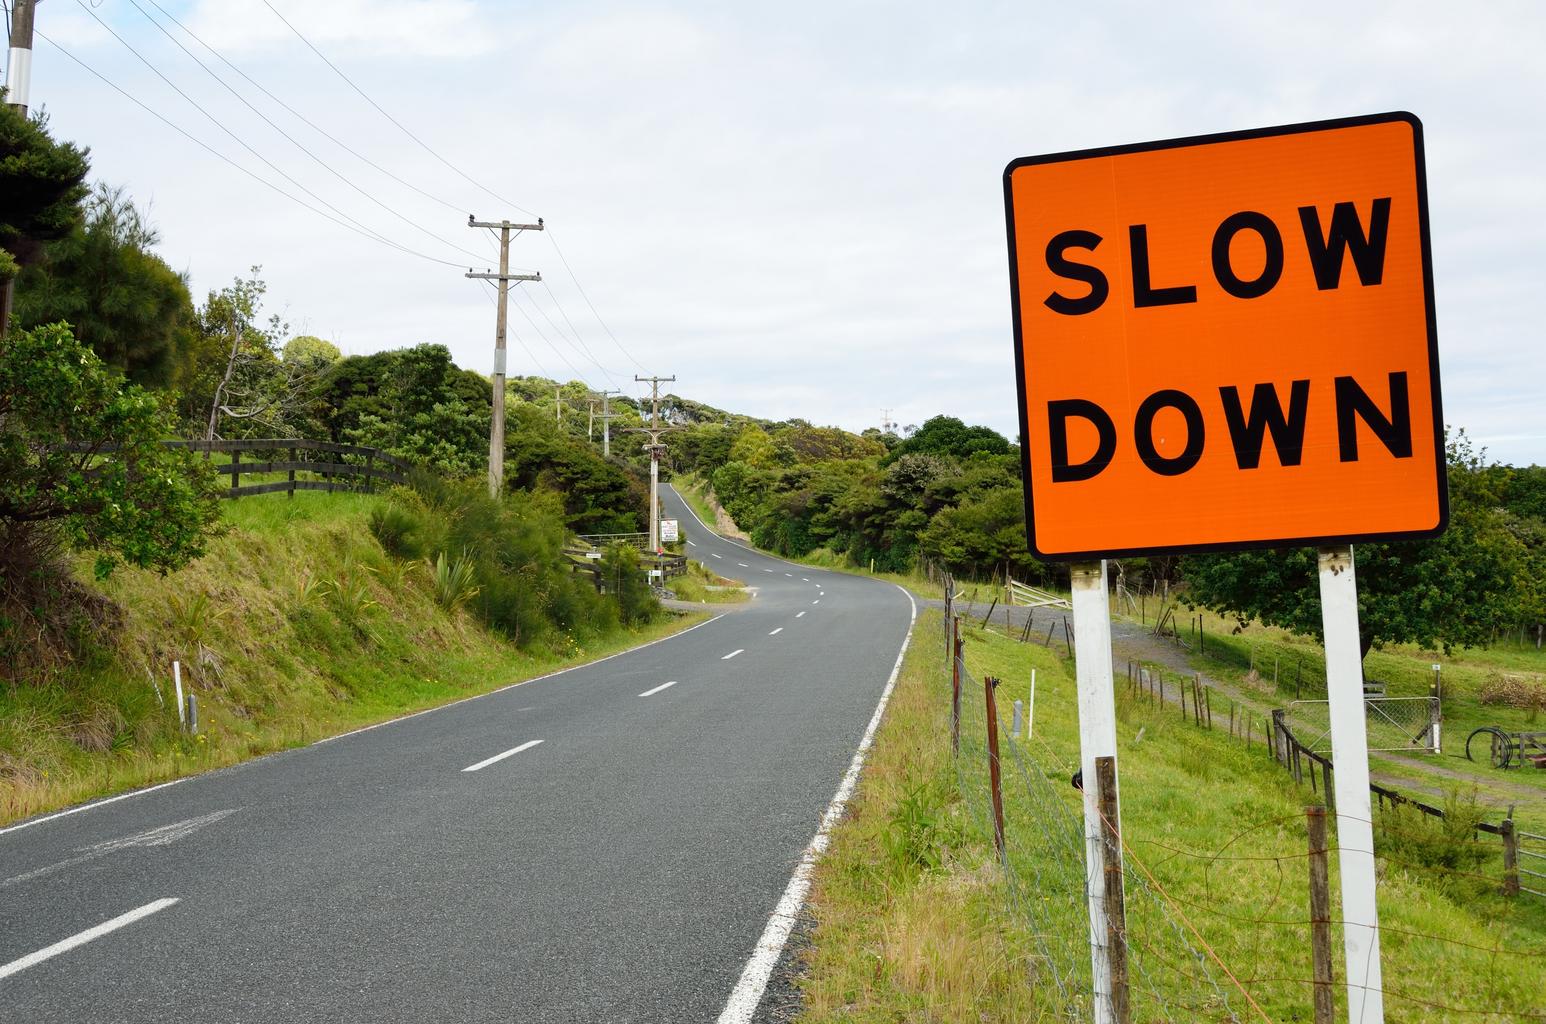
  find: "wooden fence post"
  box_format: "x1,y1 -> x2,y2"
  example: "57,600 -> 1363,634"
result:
1096,756 -> 1130,1024
230,448 -> 241,497
951,616 -> 963,757
984,675 -> 1006,860
1307,806 -> 1335,1024
1502,815 -> 1520,897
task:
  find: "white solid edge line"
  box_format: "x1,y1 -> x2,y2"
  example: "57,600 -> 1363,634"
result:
0,898 -> 180,981
716,585 -> 917,1023
638,680 -> 679,698
722,649 -> 745,660
0,780 -> 188,840
3,614 -> 728,840
768,628 -> 783,636
461,739 -> 543,773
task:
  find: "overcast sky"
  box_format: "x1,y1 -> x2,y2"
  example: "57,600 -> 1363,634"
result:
12,1 -> 1545,464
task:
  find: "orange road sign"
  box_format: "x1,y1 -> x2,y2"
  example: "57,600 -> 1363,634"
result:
1003,113 -> 1446,560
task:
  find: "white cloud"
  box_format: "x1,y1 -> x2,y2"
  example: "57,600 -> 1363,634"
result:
183,0 -> 497,58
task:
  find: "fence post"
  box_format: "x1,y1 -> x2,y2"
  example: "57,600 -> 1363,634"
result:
1095,756 -> 1130,1024
985,676 -> 1006,860
951,616 -> 963,757
1502,815 -> 1520,897
230,448 -> 241,497
1307,806 -> 1335,1024
287,443 -> 296,499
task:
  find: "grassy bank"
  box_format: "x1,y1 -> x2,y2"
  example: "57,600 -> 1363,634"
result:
0,491 -> 703,827
798,610 -> 1546,1021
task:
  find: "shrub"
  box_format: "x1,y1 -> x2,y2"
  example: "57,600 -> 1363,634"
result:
428,551 -> 480,611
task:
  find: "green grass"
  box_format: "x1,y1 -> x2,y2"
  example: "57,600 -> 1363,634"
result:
0,491 -> 706,826
798,611 -> 1546,1022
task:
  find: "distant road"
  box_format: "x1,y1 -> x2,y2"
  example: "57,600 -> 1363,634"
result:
0,484 -> 914,1022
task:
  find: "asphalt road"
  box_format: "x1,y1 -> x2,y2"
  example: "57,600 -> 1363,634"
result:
0,484 -> 914,1023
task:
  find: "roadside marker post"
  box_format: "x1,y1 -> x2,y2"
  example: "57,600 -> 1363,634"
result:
1317,545 -> 1383,1022
1003,113 -> 1447,1024
1071,561 -> 1122,1024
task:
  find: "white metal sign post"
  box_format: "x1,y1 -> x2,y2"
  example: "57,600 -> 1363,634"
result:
1318,545 -> 1384,1023
1070,560 -> 1121,1024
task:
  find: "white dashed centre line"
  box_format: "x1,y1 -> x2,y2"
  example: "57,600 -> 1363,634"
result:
737,563 -> 749,568
769,628 -> 783,636
722,649 -> 745,660
712,553 -> 722,559
812,599 -> 820,605
462,739 -> 544,773
687,540 -> 697,547
784,573 -> 792,577
763,569 -> 773,573
801,578 -> 809,581
639,681 -> 678,697
0,898 -> 180,981
796,611 -> 806,618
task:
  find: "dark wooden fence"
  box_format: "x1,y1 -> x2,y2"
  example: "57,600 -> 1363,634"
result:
168,439 -> 415,499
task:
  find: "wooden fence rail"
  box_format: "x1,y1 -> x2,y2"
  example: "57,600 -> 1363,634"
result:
169,439 -> 414,498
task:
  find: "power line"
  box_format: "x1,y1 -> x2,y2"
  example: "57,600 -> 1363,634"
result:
33,29 -> 464,269
71,1 -> 462,269
510,288 -> 588,385
252,0 -> 646,387
260,0 -> 537,219
139,0 -> 467,218
125,0 -> 489,265
526,282 -> 619,387
545,227 -> 647,371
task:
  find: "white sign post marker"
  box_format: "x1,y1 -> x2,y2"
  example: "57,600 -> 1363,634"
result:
1070,560 -> 1122,1024
1317,545 -> 1384,1024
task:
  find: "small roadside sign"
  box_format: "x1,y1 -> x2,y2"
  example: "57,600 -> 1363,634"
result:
1004,112 -> 1445,560
660,518 -> 679,543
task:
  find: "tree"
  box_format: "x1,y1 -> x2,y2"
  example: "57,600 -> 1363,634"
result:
15,183 -> 197,385
282,334 -> 341,366
885,415 -> 1012,463
187,270 -> 319,441
1182,434 -> 1528,662
1,102 -> 90,335
0,322 -> 222,580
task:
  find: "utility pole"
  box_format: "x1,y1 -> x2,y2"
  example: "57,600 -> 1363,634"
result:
598,388 -> 620,458
2,0 -> 38,336
634,375 -> 676,551
6,0 -> 36,116
466,215 -> 542,497
587,395 -> 597,441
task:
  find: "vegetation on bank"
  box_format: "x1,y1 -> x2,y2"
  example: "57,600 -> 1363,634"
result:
797,611 -> 1546,1022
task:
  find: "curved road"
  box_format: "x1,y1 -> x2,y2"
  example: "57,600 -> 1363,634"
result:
0,484 -> 913,1023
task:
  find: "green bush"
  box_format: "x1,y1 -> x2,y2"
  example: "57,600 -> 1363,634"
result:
368,476 -> 655,650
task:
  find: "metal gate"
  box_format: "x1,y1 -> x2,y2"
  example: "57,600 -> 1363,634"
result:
1284,697 -> 1440,754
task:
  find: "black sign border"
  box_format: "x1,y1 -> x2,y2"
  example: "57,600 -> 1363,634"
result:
1003,111 -> 1448,563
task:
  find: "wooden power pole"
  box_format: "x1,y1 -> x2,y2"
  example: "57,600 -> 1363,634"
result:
466,215 -> 542,497
2,0 -> 38,336
634,375 -> 676,550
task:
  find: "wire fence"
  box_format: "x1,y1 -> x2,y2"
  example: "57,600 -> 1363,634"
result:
934,585 -> 1546,1022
